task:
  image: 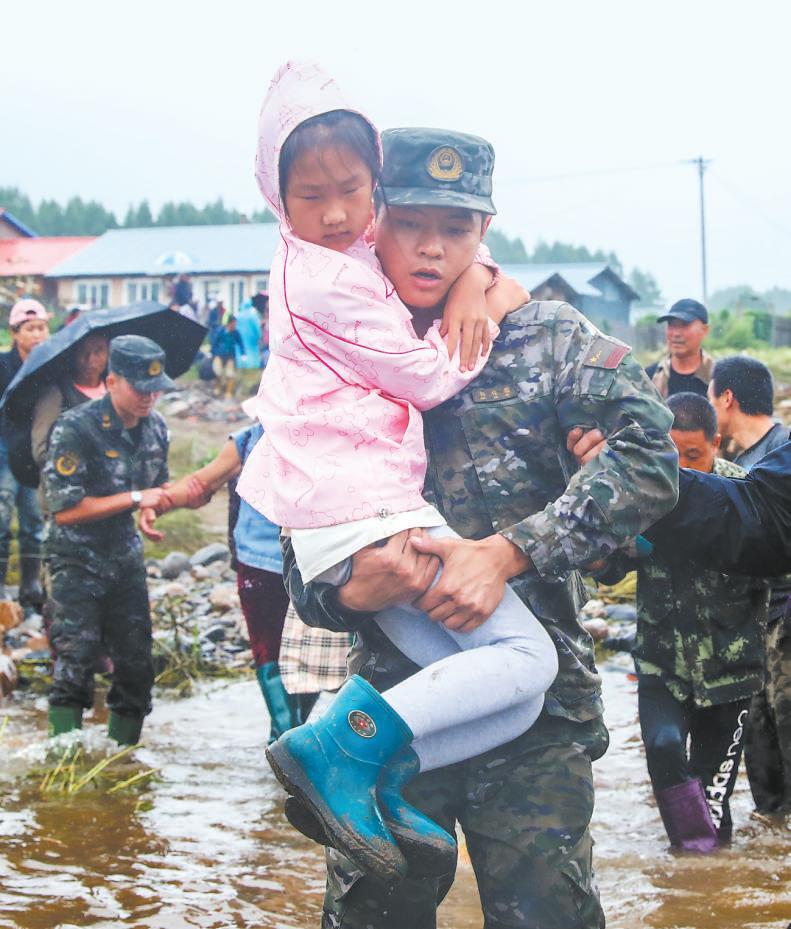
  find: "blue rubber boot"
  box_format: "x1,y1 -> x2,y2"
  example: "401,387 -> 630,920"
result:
266,674 -> 409,887
256,663 -> 302,744
284,748 -> 457,876
377,748 -> 457,876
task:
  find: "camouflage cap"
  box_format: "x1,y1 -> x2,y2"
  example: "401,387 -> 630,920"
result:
380,128 -> 496,215
108,334 -> 175,392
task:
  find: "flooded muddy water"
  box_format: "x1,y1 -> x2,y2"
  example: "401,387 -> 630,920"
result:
1,660 -> 789,929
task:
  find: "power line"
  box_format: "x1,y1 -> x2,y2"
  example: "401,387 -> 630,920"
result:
497,160 -> 684,186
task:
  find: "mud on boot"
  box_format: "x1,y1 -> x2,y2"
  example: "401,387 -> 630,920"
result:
283,747 -> 457,878
265,674 -> 409,887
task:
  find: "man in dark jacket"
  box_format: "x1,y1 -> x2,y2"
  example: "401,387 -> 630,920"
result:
0,299 -> 49,606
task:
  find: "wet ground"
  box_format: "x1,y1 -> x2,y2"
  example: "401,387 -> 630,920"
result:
1,660 -> 789,929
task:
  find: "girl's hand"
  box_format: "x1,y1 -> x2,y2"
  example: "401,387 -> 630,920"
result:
485,276 -> 531,325
441,263 -> 493,371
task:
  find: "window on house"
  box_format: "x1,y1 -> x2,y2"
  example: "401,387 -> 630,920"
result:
127,283 -> 138,303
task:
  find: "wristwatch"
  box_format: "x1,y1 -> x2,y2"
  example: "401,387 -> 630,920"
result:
130,490 -> 143,509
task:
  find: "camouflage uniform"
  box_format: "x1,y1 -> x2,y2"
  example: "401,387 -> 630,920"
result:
631,457 -> 769,837
285,299 -> 678,929
744,606 -> 791,814
43,391 -> 169,716
634,457 -> 768,707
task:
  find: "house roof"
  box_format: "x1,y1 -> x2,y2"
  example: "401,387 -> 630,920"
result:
46,223 -> 282,278
0,209 -> 38,238
0,236 -> 95,277
499,262 -> 613,297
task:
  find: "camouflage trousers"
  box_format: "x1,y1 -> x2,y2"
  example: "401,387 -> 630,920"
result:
320,713 -> 608,929
48,549 -> 154,718
745,620 -> 791,814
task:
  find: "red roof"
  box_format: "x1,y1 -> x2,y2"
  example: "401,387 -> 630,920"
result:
0,236 -> 95,277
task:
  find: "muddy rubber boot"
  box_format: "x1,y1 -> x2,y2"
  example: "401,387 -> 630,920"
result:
108,711 -> 144,745
266,674 -> 409,887
48,705 -> 83,737
284,748 -> 457,877
224,378 -> 236,400
256,662 -> 302,743
655,778 -> 719,853
18,556 -> 44,612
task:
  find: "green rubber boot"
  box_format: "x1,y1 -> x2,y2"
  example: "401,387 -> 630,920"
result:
256,662 -> 302,743
266,674 -> 409,887
108,711 -> 144,745
48,705 -> 83,737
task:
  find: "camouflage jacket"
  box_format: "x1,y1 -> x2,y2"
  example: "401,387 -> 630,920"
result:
285,301 -> 678,726
42,393 -> 169,571
634,457 -> 769,706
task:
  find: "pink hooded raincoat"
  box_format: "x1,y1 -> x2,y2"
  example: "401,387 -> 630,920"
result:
238,61 -> 495,529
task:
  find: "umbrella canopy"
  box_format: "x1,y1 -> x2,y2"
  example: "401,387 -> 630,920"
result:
154,250 -> 195,273
1,301 -> 206,423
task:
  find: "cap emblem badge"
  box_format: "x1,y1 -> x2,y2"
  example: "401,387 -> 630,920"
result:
55,453 -> 79,477
148,360 -> 162,377
348,710 -> 377,738
427,146 -> 463,182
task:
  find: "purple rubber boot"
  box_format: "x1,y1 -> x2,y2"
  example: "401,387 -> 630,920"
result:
655,778 -> 718,853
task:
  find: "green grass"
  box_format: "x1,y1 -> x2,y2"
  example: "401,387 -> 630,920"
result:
142,508 -> 217,560
637,345 -> 791,387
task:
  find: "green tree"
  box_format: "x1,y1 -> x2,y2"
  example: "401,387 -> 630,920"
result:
530,239 -> 624,274
124,200 -> 154,227
485,228 -> 529,263
627,267 -> 662,304
0,186 -> 38,231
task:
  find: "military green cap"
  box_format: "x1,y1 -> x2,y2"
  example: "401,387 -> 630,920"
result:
108,335 -> 175,392
380,128 -> 496,215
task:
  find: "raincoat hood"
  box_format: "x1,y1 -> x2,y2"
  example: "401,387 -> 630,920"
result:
254,60 -> 381,222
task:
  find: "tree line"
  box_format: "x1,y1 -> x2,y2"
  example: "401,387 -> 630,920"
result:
2,186 -> 663,303
0,187 -> 276,237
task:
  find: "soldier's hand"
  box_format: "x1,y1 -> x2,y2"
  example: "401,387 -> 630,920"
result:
139,487 -> 166,511
566,426 -> 607,465
139,507 -> 164,542
411,534 -> 530,632
336,529 -> 439,613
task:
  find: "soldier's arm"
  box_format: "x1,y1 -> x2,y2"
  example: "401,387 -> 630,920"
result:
282,535 -> 375,634
44,417 -> 164,526
284,529 -> 439,632
504,304 -> 678,579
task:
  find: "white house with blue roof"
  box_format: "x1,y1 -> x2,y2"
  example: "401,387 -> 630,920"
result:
46,223 -> 281,311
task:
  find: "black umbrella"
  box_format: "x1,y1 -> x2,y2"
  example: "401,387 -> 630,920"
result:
1,301 -> 206,423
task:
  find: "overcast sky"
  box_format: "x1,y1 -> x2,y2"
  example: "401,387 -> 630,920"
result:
3,0 -> 789,301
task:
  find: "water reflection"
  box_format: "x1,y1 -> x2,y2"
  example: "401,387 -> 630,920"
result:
0,666 -> 788,928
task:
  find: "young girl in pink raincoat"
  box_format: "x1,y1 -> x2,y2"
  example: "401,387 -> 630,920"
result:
238,62 -> 558,885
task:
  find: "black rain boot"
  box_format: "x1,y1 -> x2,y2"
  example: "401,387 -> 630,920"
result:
18,555 -> 44,612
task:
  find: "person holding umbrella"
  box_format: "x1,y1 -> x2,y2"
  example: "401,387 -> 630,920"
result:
0,299 -> 50,607
1,300 -> 206,487
30,332 -> 110,469
43,335 -> 173,744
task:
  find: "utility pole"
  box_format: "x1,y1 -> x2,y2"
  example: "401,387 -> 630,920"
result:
687,156 -> 711,304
